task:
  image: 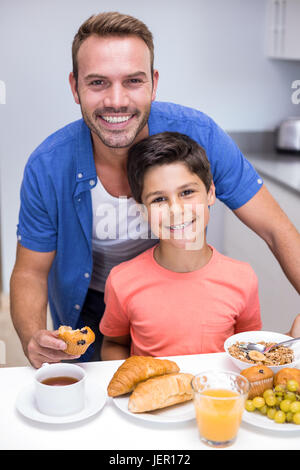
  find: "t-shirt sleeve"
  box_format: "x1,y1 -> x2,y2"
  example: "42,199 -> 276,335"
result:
235,268 -> 262,333
17,160 -> 57,252
100,272 -> 130,337
205,119 -> 264,210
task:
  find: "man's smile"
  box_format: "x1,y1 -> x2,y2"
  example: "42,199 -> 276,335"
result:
96,113 -> 136,129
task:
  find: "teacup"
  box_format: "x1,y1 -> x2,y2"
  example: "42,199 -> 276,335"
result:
35,362 -> 86,416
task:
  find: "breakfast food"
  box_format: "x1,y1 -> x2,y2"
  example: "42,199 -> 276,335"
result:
228,341 -> 294,366
128,373 -> 194,413
244,370 -> 300,425
241,365 -> 274,398
107,356 -> 180,397
58,325 -> 95,355
274,368 -> 300,388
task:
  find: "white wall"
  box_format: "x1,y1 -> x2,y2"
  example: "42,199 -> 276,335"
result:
0,0 -> 300,292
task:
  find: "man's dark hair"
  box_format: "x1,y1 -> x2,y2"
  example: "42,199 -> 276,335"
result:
127,132 -> 213,203
72,12 -> 154,84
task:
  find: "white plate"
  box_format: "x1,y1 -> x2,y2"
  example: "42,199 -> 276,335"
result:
113,394 -> 195,423
16,378 -> 107,424
243,410 -> 300,432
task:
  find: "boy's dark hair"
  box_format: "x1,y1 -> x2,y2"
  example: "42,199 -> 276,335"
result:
127,132 -> 213,203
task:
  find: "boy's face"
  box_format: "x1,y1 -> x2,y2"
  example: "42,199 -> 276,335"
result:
141,162 -> 216,250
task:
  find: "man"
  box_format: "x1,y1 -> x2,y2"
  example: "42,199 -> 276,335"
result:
10,12 -> 300,368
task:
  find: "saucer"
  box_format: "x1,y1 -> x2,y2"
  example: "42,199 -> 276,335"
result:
16,378 -> 107,424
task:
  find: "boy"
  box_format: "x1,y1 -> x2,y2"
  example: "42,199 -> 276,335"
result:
99,132 -> 263,359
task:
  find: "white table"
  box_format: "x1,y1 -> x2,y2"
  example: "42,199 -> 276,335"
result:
1,353 -> 299,450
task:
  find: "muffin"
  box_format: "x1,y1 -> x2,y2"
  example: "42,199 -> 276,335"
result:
241,365 -> 274,398
274,368 -> 300,388
58,325 -> 95,356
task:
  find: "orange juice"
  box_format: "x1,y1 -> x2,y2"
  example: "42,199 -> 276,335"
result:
194,388 -> 244,443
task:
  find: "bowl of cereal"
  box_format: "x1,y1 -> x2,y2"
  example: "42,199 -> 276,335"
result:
224,331 -> 300,373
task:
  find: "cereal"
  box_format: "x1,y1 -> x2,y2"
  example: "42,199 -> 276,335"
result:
228,342 -> 294,366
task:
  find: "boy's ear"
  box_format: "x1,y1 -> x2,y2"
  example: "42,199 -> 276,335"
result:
207,181 -> 216,206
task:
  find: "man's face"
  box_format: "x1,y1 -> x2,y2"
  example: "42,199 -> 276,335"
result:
70,35 -> 159,149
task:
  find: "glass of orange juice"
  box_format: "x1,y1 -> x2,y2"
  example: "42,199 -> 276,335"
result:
192,370 -> 249,448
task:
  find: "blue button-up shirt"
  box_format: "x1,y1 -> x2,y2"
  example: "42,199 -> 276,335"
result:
17,101 -> 263,357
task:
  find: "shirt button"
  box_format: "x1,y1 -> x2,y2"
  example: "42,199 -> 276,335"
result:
257,178 -> 263,185
74,304 -> 81,310
84,272 -> 90,278
17,235 -> 22,241
89,179 -> 95,186
78,172 -> 83,179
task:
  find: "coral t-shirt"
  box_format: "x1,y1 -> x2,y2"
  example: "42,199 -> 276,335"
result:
100,245 -> 262,357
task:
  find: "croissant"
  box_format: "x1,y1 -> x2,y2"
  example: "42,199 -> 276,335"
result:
107,356 -> 180,397
128,373 -> 194,413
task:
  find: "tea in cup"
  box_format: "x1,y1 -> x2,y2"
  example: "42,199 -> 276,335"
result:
35,362 -> 86,416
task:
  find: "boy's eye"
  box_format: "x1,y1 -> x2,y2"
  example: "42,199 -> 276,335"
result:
181,189 -> 194,196
151,196 -> 166,204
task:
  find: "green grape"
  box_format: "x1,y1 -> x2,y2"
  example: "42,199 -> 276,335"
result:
275,395 -> 283,406
286,411 -> 293,423
260,405 -> 268,415
252,396 -> 265,409
267,407 -> 277,420
280,399 -> 292,413
292,412 -> 300,425
263,389 -> 274,400
274,410 -> 286,423
287,380 -> 299,393
290,401 -> 300,414
245,400 -> 255,412
265,394 -> 276,407
274,384 -> 285,395
284,391 -> 296,402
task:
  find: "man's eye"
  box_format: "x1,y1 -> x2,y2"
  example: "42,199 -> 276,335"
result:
128,78 -> 142,84
90,80 -> 104,86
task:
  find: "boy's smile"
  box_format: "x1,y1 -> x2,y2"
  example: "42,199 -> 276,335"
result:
141,162 -> 216,250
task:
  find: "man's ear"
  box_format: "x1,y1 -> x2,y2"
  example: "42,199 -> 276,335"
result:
207,181 -> 216,206
151,69 -> 159,102
69,72 -> 80,105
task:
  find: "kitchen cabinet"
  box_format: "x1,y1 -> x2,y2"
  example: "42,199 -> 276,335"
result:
266,0 -> 300,60
223,174 -> 300,334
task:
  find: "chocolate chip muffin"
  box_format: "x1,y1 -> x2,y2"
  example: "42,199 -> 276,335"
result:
241,365 -> 274,398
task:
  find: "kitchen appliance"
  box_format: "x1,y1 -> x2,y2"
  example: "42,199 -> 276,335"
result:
276,117 -> 300,153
